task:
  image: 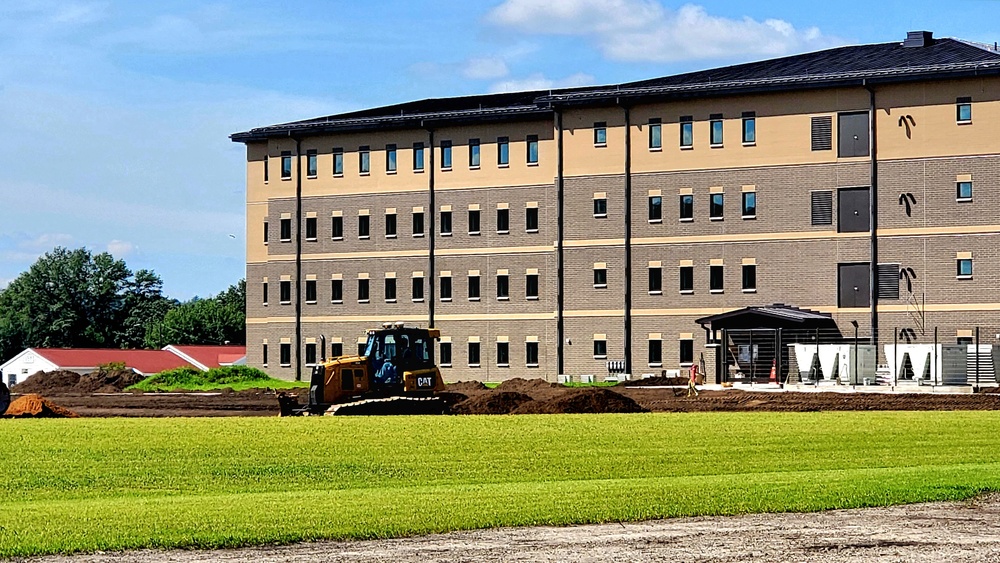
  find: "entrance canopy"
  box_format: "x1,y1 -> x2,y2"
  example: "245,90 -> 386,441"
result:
696,304 -> 841,336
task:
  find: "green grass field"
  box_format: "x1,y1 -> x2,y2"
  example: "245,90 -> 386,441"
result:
2,411 -> 1000,557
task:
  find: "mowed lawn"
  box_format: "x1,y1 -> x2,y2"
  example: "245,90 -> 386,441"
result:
3,412 -> 1000,557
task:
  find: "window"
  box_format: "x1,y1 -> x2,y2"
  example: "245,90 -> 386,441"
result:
262,281 -> 268,305
741,192 -> 756,218
680,266 -> 694,293
333,148 -> 344,176
679,194 -> 693,221
710,114 -> 723,146
496,208 -> 509,233
497,136 -> 509,166
526,135 -> 539,164
648,196 -> 662,222
385,212 -> 397,238
358,342 -> 367,356
413,142 -> 425,171
710,265 -> 724,293
468,209 -> 481,235
526,207 -> 539,232
305,343 -> 317,365
680,339 -> 694,365
281,151 -> 292,179
439,342 -> 452,367
648,339 -> 662,366
306,150 -> 317,177
412,276 -> 424,301
263,158 -> 269,183
469,138 -> 480,168
496,342 -> 509,367
957,180 -> 973,201
384,277 -> 397,302
811,191 -> 833,225
385,144 -> 397,173
305,280 -> 317,303
330,342 -> 343,358
305,217 -> 317,241
357,278 -> 370,302
593,197 -> 608,217
331,216 -> 343,240
358,215 -> 370,238
837,112 -> 869,158
262,343 -> 268,366
359,145 -> 370,174
742,264 -> 757,292
680,116 -> 693,148
440,276 -> 452,301
648,267 -> 662,294
593,339 -> 607,358
710,193 -> 724,220
594,122 -> 607,145
468,341 -> 481,366
468,274 -> 481,300
526,273 -> 539,299
441,140 -> 452,169
440,210 -> 452,236
957,97 -> 972,123
280,218 -> 291,241
957,258 -> 973,278
742,112 -> 756,144
412,211 -> 425,236
649,118 -> 662,149
279,280 -> 291,304
496,273 -> 509,300
331,279 -> 343,303
263,221 -> 269,244
811,116 -> 833,151
593,265 -> 607,288
280,343 -> 291,367
525,341 -> 539,366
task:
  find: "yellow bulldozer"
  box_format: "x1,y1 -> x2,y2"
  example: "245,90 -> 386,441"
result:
278,323 -> 446,416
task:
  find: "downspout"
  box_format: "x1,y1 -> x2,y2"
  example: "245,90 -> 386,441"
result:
622,104 -> 633,377
866,84 -> 879,349
427,126 -> 436,328
293,135 -> 303,382
555,109 -> 565,376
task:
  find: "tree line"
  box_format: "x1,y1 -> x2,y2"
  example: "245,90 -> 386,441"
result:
0,247 -> 244,361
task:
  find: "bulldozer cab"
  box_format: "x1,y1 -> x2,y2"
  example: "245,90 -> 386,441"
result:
366,329 -> 435,387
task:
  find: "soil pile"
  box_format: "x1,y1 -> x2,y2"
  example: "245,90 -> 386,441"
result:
3,394 -> 79,418
449,381 -> 488,393
451,391 -> 534,415
622,376 -> 688,387
513,388 -> 648,414
496,378 -> 559,394
13,369 -> 145,395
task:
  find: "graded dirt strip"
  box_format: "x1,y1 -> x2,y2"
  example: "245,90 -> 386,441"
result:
20,494 -> 1000,563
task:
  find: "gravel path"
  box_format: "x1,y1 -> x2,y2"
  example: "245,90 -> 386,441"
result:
19,494 -> 1000,563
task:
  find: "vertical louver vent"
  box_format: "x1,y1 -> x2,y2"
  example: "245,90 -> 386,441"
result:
877,263 -> 901,300
811,116 -> 833,151
811,191 -> 833,225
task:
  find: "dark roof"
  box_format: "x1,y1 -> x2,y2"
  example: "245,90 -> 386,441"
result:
695,304 -> 834,328
232,35 -> 1000,142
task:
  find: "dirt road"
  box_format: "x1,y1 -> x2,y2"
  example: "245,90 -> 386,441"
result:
20,494 -> 1000,562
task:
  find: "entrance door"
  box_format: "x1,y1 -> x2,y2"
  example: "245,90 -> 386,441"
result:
838,263 -> 870,308
838,187 -> 870,233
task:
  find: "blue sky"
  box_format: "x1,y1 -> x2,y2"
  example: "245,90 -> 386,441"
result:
1,1 -> 997,299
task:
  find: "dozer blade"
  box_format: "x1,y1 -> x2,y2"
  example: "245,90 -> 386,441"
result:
325,396 -> 447,416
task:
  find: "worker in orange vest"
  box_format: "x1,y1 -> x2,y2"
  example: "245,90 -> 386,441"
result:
688,364 -> 699,397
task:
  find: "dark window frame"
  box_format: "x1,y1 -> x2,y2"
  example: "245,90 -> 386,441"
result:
525,207 -> 539,232
679,194 -> 693,221
741,192 -> 756,218
384,277 -> 397,302
710,193 -> 724,220
742,264 -> 757,292
648,196 -> 663,222
648,339 -> 662,366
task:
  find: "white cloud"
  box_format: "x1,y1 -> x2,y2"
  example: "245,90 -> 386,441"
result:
490,72 -> 595,93
106,240 -> 135,257
487,1 -> 841,62
17,233 -> 74,251
462,57 -> 510,80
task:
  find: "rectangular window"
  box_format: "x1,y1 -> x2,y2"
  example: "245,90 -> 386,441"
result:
709,114 -> 723,146
279,280 -> 291,304
412,276 -> 424,301
413,142 -> 425,171
385,144 -> 397,173
331,279 -> 343,303
305,217 -> 317,241
384,278 -> 397,302
649,118 -> 662,149
497,136 -> 509,166
526,207 -> 539,232
263,221 -> 269,244
468,209 -> 481,235
385,212 -> 397,238
441,140 -> 452,169
358,215 -> 370,238
440,210 -> 452,236
469,138 -> 480,168
468,342 -> 481,366
837,112 -> 870,158
679,266 -> 694,293
526,273 -> 539,299
331,216 -> 343,240
330,342 -> 343,358
439,342 -> 452,367
496,274 -> 509,300
593,339 -> 607,358
262,282 -> 268,305
526,135 -> 539,164
496,208 -> 509,233
710,265 -> 724,293
957,258 -> 973,278
742,264 -> 757,292
281,151 -> 292,179
280,343 -> 291,367
593,197 -> 608,217
811,191 -> 833,225
468,274 -> 481,300
357,278 -> 370,302
280,218 -> 291,241
262,343 -> 268,366
358,342 -> 367,356
648,267 -> 662,294
593,266 -> 607,288
359,145 -> 370,174
525,341 -> 539,366
306,150 -> 317,177
440,276 -> 452,301
412,211 -> 425,236
679,117 -> 693,148
333,148 -> 344,175
742,112 -> 756,144
741,192 -> 756,218
710,193 -> 724,220
263,158 -> 269,183
957,181 -> 973,201
680,340 -> 694,365
305,280 -> 317,303
679,194 -> 693,221
648,196 -> 662,222
811,116 -> 833,151
594,122 -> 607,145
648,339 -> 662,366
957,97 -> 972,123
496,342 -> 509,367
305,343 -> 317,365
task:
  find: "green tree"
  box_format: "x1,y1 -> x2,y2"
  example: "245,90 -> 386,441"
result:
144,280 -> 245,348
115,270 -> 178,349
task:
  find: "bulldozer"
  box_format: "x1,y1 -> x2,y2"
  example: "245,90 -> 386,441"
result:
278,322 -> 447,416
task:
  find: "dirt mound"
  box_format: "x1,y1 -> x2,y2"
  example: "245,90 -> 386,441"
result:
448,381 -> 488,393
496,378 -> 559,393
452,391 -> 534,415
13,369 -> 145,395
436,392 -> 470,407
3,394 -> 79,418
513,388 -> 648,414
622,376 -> 688,387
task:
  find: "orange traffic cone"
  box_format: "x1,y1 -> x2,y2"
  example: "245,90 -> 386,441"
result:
769,359 -> 777,384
